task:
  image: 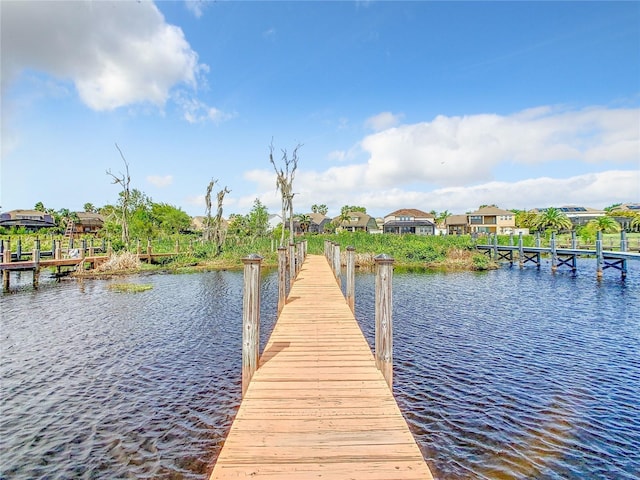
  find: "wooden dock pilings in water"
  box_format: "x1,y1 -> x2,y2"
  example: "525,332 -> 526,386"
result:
478,231 -> 640,279
212,251 -> 433,479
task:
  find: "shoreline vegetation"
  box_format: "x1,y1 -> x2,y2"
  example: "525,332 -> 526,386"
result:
4,231 -> 638,280
73,232 -> 499,277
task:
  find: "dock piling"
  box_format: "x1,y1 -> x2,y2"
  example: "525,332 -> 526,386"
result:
374,253 -> 394,390
242,254 -> 263,397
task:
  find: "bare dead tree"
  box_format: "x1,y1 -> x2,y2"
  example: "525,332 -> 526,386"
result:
107,143 -> 132,245
204,178 -> 218,242
269,140 -> 302,246
213,186 -> 231,255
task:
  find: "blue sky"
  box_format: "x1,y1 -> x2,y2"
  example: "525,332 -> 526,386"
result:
2,1 -> 639,218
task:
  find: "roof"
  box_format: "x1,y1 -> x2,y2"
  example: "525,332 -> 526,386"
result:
385,208 -> 434,219
467,206 -> 515,216
333,212 -> 374,228
445,215 -> 468,225
309,213 -> 330,225
75,212 -> 105,226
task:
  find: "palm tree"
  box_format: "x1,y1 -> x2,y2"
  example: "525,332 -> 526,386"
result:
631,214 -> 640,232
586,216 -> 621,234
296,213 -> 311,233
533,207 -> 573,232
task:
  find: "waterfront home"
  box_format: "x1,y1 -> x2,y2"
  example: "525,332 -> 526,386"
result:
333,211 -> 379,233
446,215 -> 470,235
532,205 -> 605,227
0,209 -> 56,231
383,208 -> 436,235
73,212 -> 105,235
467,206 -> 516,234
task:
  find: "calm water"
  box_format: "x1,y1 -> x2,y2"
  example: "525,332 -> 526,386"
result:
1,260 -> 639,479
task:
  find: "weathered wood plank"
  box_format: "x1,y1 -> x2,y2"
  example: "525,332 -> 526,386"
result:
209,254 -> 433,480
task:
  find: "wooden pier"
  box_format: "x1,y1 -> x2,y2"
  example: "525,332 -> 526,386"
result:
209,253 -> 433,480
477,231 -> 640,278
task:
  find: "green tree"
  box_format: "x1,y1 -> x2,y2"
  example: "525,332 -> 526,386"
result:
247,199 -> 270,238
34,202 -> 46,212
630,214 -> 640,232
341,205 -> 366,214
533,207 -> 573,233
296,213 -> 312,233
151,203 -> 191,235
83,202 -> 97,213
604,203 -> 622,214
437,210 -> 452,226
585,216 -> 621,234
311,204 -> 328,215
515,210 -> 538,230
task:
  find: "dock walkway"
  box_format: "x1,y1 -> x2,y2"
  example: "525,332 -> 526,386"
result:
210,254 -> 433,479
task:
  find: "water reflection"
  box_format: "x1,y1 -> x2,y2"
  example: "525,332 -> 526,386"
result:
1,261 -> 639,479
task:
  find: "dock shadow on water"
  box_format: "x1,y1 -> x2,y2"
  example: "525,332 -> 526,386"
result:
2,259 -> 639,479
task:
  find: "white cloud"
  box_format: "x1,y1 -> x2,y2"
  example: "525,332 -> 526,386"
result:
240,105 -> 639,216
185,0 -> 206,18
147,175 -> 173,188
364,111 -> 403,131
175,94 -> 236,124
359,106 -> 639,188
1,1 -> 205,111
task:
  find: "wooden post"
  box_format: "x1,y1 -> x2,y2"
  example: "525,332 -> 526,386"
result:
518,232 -> 524,269
346,246 -> 355,313
333,243 -> 341,288
16,238 -> 22,261
550,231 -> 558,273
175,238 -> 180,253
33,248 -> 40,288
535,232 -> 541,248
596,230 -> 603,279
54,239 -> 61,260
107,240 -> 113,257
242,254 -> 263,397
620,230 -> 628,253
492,233 -> 498,259
137,238 -> 142,255
277,247 -> 287,315
89,238 -> 95,257
571,230 -> 577,249
289,242 -> 296,283
375,254 -> 394,390
2,240 -> 10,292
81,238 -> 87,255
147,238 -> 152,257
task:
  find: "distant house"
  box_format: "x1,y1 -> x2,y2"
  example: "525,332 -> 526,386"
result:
445,215 -> 470,235
333,211 -> 378,232
532,206 -> 604,227
73,212 -> 105,235
383,209 -> 435,235
0,209 -> 56,231
609,203 -> 640,230
308,213 -> 331,234
467,206 -> 516,234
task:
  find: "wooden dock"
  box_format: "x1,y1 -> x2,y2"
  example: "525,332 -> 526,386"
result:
209,254 -> 433,480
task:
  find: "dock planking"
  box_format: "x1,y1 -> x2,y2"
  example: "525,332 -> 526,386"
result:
209,254 -> 433,480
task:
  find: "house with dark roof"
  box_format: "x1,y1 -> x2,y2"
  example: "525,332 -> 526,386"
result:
532,205 -> 604,227
0,210 -> 56,231
383,209 -> 435,235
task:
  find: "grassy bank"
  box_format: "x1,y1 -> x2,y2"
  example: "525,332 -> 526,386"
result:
6,231 -> 637,276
